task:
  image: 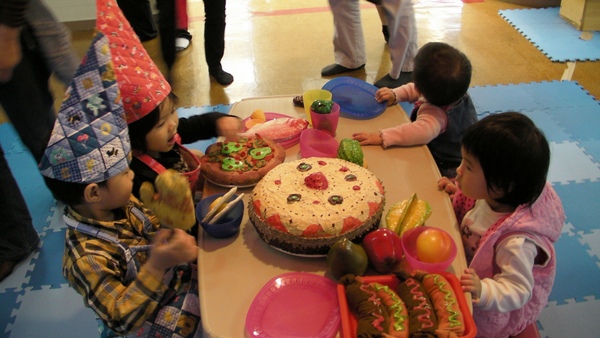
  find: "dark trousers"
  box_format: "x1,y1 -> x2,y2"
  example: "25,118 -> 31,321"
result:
0,26 -> 50,261
0,27 -> 55,161
204,0 -> 226,70
117,0 -> 227,72
116,0 -> 158,42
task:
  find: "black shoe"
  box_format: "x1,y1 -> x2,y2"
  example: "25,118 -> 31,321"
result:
209,67 -> 234,86
321,63 -> 365,76
374,72 -> 413,88
382,25 -> 389,43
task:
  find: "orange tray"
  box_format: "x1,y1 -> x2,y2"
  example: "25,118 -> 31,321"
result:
337,272 -> 476,338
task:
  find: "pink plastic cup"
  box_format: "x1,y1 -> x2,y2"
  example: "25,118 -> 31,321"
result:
300,129 -> 339,158
310,102 -> 340,137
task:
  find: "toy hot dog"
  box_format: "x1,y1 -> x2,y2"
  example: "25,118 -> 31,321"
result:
340,274 -> 389,337
421,274 -> 465,338
370,281 -> 409,338
396,276 -> 438,337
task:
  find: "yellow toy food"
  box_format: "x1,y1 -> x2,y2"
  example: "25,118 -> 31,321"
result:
244,109 -> 267,130
139,169 -> 196,230
250,109 -> 266,121
386,193 -> 432,236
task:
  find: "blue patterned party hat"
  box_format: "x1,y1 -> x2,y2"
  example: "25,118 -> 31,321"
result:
39,32 -> 131,183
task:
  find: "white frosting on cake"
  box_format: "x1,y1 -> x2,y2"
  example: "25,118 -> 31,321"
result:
251,157 -> 384,236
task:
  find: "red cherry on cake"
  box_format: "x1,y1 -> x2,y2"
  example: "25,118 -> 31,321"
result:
304,172 -> 329,190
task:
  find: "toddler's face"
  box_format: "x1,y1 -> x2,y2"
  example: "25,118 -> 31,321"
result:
145,97 -> 179,154
104,167 -> 135,209
456,148 -> 506,208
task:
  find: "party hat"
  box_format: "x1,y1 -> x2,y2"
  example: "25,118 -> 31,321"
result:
39,32 -> 131,183
96,0 -> 170,124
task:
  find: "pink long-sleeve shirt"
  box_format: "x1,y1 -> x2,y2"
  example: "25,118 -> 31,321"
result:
380,83 -> 449,148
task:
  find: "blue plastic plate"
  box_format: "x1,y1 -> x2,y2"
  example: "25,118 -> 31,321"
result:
322,77 -> 387,120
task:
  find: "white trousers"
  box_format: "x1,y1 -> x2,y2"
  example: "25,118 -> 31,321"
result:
328,0 -> 418,78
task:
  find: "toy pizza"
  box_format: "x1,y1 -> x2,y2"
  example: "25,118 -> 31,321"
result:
200,134 -> 286,187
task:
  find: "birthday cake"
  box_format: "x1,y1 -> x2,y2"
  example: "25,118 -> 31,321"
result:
249,157 -> 385,255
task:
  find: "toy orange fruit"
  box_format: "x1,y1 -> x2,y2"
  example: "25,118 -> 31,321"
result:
415,228 -> 453,263
244,118 -> 264,130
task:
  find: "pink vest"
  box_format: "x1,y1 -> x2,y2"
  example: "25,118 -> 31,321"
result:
452,183 -> 565,337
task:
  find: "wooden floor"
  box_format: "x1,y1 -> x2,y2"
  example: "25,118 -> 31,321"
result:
4,0 -> 600,119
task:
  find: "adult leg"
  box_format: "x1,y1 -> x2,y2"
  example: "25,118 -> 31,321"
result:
0,26 -> 47,282
0,146 -> 40,282
0,26 -> 55,161
116,0 -> 158,41
374,0 -> 418,88
321,0 -> 366,76
204,0 -> 233,85
376,5 -> 389,43
175,0 -> 192,52
26,0 -> 79,85
156,0 -> 177,74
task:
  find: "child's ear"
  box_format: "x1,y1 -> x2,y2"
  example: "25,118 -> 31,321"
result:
83,183 -> 103,203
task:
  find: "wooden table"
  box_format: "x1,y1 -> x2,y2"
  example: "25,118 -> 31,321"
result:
197,95 -> 468,338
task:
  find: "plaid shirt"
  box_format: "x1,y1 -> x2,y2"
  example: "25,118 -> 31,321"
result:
62,196 -> 169,334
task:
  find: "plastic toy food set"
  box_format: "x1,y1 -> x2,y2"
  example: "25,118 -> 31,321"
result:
337,273 -> 476,338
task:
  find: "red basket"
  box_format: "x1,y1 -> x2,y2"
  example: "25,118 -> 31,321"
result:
337,273 -> 476,338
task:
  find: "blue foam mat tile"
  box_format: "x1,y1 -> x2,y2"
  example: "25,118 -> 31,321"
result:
499,7 -> 600,62
579,228 -> 600,261
579,139 -> 600,164
468,84 -> 540,114
7,285 -> 97,338
547,141 -> 600,185
540,297 -> 600,338
547,106 -> 600,142
470,81 -> 600,116
26,229 -> 71,290
549,232 -> 600,304
522,81 -> 600,109
553,181 -> 600,234
0,290 -> 21,336
515,109 -> 571,143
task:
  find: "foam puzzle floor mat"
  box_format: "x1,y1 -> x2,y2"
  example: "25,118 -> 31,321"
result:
2,89 -> 600,336
499,7 -> 600,62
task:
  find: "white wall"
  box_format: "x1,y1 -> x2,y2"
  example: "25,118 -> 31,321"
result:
44,0 -> 158,23
45,0 -> 96,22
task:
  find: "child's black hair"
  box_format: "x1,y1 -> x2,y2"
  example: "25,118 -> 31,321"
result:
412,42 -> 472,107
128,92 -> 178,152
43,176 -> 109,207
462,112 -> 550,207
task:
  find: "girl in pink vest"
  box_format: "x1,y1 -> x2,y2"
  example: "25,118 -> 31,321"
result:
438,112 -> 565,337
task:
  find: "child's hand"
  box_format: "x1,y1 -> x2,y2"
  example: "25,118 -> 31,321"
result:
375,87 -> 396,106
437,177 -> 457,195
352,132 -> 383,146
147,229 -> 198,273
217,116 -> 242,140
460,268 -> 482,303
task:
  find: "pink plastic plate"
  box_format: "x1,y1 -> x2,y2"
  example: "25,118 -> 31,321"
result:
245,272 -> 340,338
242,112 -> 307,149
